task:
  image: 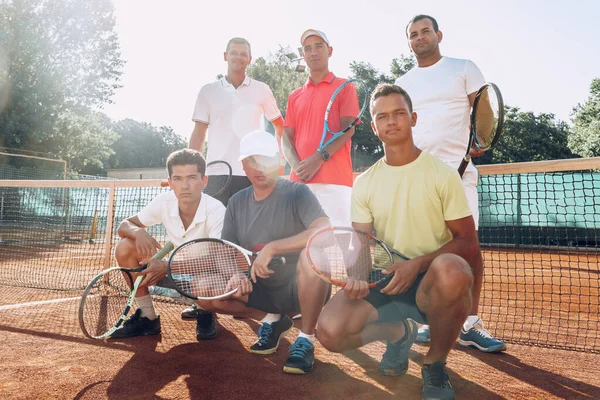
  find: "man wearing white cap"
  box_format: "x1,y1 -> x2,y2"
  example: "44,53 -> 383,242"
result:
194,130 -> 332,375
282,29 -> 359,227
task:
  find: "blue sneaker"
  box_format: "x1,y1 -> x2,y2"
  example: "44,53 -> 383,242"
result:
379,319 -> 419,376
459,318 -> 507,353
283,337 -> 315,374
415,324 -> 431,344
249,315 -> 293,355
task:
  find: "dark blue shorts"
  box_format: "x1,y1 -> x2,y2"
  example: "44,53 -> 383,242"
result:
363,272 -> 427,324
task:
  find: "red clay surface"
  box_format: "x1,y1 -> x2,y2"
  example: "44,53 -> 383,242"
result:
1,286 -> 599,400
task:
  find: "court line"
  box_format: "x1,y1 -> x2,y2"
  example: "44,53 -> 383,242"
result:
0,296 -> 80,311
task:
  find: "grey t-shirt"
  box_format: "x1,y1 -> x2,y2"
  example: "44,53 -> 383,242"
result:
222,178 -> 327,288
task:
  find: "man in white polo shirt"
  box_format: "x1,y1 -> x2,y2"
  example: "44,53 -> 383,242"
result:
190,37 -> 284,206
110,149 -> 225,340
187,36 -> 284,329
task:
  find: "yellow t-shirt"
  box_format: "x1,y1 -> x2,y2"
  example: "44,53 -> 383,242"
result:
351,151 -> 472,259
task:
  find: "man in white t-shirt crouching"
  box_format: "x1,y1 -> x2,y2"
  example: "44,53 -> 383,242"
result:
395,14 -> 506,353
110,149 -> 225,340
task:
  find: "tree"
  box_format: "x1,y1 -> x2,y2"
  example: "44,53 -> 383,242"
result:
50,109 -> 117,174
474,106 -> 576,164
349,56 -> 415,170
246,46 -> 308,117
568,78 -> 600,157
0,0 -> 123,166
107,119 -> 187,170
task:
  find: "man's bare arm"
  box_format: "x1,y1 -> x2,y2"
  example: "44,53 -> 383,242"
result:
282,126 -> 302,172
320,116 -> 357,156
189,121 -> 208,152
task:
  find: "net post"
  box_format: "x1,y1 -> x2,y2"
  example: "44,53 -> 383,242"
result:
103,182 -> 117,269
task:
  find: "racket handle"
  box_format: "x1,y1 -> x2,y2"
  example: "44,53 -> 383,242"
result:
457,157 -> 470,178
270,256 -> 286,267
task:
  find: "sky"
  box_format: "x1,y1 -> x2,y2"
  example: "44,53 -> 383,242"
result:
104,0 -> 600,141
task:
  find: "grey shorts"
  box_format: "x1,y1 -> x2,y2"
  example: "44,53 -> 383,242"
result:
362,273 -> 427,324
247,278 -> 301,314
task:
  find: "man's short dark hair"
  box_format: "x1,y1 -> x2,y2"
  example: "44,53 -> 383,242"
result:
405,14 -> 439,36
166,149 -> 206,177
226,37 -> 252,57
370,84 -> 413,116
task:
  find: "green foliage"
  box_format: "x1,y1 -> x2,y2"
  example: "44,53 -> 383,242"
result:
51,109 -> 116,173
349,57 -> 415,170
568,78 -> 600,157
107,119 -> 186,170
474,106 -> 576,164
246,46 -> 308,117
0,0 -> 123,168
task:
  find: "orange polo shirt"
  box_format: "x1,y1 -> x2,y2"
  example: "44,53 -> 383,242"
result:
284,72 -> 359,187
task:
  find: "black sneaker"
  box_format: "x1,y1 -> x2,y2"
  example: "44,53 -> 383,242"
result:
196,311 -> 218,340
421,361 -> 455,400
283,337 -> 315,374
109,309 -> 161,339
249,315 -> 293,354
181,305 -> 200,320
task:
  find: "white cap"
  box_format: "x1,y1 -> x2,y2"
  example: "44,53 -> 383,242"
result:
239,130 -> 279,161
300,29 -> 330,46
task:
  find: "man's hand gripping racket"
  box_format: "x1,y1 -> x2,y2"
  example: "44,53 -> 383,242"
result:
457,82 -> 504,177
166,238 -> 286,301
306,227 -> 419,299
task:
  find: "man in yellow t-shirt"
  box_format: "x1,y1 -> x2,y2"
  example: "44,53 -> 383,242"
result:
316,84 -> 479,400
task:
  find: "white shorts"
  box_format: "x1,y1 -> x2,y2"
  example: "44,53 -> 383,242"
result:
306,183 -> 352,227
448,162 -> 480,229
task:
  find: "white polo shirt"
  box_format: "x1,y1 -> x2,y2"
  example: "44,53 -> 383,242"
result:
137,191 -> 225,247
192,76 -> 282,176
395,56 -> 485,165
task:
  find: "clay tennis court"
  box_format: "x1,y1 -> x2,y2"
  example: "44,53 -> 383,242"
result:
1,246 -> 599,399
2,162 -> 599,398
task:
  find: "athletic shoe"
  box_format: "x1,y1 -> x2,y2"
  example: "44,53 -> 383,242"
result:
283,337 -> 315,374
458,318 -> 507,353
109,309 -> 161,339
421,361 -> 455,400
196,311 -> 218,340
379,319 -> 419,376
415,324 -> 431,344
249,315 -> 293,355
181,305 -> 200,320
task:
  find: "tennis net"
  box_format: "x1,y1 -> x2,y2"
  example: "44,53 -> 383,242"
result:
0,157 -> 599,352
477,157 -> 599,353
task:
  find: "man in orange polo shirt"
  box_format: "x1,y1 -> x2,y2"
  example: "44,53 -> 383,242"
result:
282,29 -> 359,227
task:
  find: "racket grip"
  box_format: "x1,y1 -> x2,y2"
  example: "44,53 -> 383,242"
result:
457,157 -> 470,178
270,256 -> 286,267
154,242 -> 174,260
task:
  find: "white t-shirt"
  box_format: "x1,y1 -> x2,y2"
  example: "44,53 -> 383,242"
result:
192,76 -> 281,176
395,56 -> 485,164
137,191 -> 225,247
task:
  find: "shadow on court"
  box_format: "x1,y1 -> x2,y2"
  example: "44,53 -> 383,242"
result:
342,347 -> 502,399
456,346 -> 600,399
99,318 -> 390,400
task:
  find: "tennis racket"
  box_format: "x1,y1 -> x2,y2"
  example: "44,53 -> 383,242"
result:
167,238 -> 286,300
457,82 -> 504,177
203,160 -> 232,197
160,160 -> 232,197
78,242 -> 174,340
316,78 -> 369,153
306,227 -> 409,288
